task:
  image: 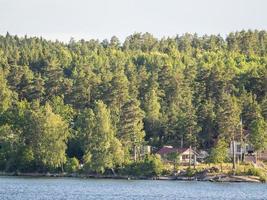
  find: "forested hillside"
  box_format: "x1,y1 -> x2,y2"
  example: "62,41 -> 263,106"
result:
0,30 -> 266,173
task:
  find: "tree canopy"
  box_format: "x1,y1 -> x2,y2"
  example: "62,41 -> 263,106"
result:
0,30 -> 266,173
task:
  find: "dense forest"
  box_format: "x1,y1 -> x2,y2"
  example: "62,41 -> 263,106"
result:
0,30 -> 266,174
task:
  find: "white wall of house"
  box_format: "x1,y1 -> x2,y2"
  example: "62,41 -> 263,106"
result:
229,141 -> 253,157
179,149 -> 197,164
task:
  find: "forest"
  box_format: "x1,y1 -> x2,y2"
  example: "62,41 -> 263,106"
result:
0,30 -> 266,174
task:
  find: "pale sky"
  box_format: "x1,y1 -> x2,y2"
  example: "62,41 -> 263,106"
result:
0,0 -> 267,42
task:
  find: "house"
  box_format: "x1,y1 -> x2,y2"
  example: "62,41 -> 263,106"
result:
228,129 -> 255,162
157,146 -> 198,165
229,141 -> 254,162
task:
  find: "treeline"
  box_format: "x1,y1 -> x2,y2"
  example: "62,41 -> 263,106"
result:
0,30 -> 266,173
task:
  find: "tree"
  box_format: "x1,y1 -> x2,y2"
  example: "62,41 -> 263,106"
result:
209,138 -> 229,172
119,99 -> 145,162
27,74 -> 45,102
144,86 -> 161,145
142,154 -> 163,176
0,69 -> 12,114
68,67 -> 99,109
217,94 -> 241,141
0,30 -> 266,174
105,69 -> 129,128
110,36 -> 120,49
83,101 -> 124,173
26,103 -> 69,170
0,124 -> 19,171
197,99 -> 216,148
261,96 -> 267,120
183,99 -> 201,148
49,96 -> 74,123
249,117 -> 267,156
65,157 -> 80,173
217,93 -> 241,170
43,58 -> 64,99
242,93 -> 262,130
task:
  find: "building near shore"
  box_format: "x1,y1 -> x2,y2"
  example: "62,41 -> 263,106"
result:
157,146 -> 198,165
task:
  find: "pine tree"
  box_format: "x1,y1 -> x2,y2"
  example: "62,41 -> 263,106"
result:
144,82 -> 161,146
217,93 -> 241,141
119,99 -> 145,161
242,93 -> 262,130
106,69 -> 129,128
261,96 -> 267,120
216,93 -> 241,170
249,116 -> 267,153
0,69 -> 12,114
27,74 -> 45,102
43,58 -> 64,100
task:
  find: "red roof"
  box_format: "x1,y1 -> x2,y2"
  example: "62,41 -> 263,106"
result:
157,146 -> 189,155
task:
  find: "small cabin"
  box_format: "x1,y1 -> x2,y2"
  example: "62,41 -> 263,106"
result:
157,146 -> 198,165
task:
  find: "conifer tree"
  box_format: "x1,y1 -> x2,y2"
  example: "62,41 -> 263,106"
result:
119,99 -> 145,161
0,69 -> 12,114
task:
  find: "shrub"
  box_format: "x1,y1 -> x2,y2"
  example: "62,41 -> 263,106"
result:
65,157 -> 80,173
185,167 -> 198,177
119,154 -> 163,177
246,167 -> 267,182
246,167 -> 262,176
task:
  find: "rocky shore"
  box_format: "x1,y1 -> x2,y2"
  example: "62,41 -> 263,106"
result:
0,172 -> 263,183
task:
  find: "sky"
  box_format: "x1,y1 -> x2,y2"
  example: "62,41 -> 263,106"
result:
0,0 -> 267,42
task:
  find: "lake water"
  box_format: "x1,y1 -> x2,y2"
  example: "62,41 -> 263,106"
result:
0,176 -> 267,200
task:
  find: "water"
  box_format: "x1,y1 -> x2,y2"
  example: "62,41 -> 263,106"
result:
0,176 -> 267,200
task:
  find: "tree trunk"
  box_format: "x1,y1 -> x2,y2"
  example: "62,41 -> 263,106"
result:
134,145 -> 137,162
232,140 -> 236,172
189,146 -> 191,168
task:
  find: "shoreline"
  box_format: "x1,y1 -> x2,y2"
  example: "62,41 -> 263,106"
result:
0,172 -> 262,183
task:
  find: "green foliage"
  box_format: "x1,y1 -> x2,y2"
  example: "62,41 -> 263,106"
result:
185,167 -> 198,177
217,94 -> 241,141
249,117 -> 267,151
209,139 -> 229,171
31,103 -> 70,169
0,124 -> 19,171
119,99 -> 145,161
49,96 -> 74,123
166,152 -> 180,171
17,147 -> 35,172
120,154 -> 163,177
0,69 -> 12,114
235,165 -> 267,183
246,167 -> 267,183
83,101 -> 124,174
65,157 -> 80,173
0,31 -> 266,173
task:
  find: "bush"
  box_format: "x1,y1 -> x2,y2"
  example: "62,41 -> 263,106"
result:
246,167 -> 262,176
185,167 -> 198,177
246,166 -> 267,182
65,157 -> 80,173
234,165 -> 267,183
259,175 -> 267,183
119,154 -> 163,177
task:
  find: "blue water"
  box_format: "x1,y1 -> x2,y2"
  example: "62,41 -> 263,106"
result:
0,176 -> 267,200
